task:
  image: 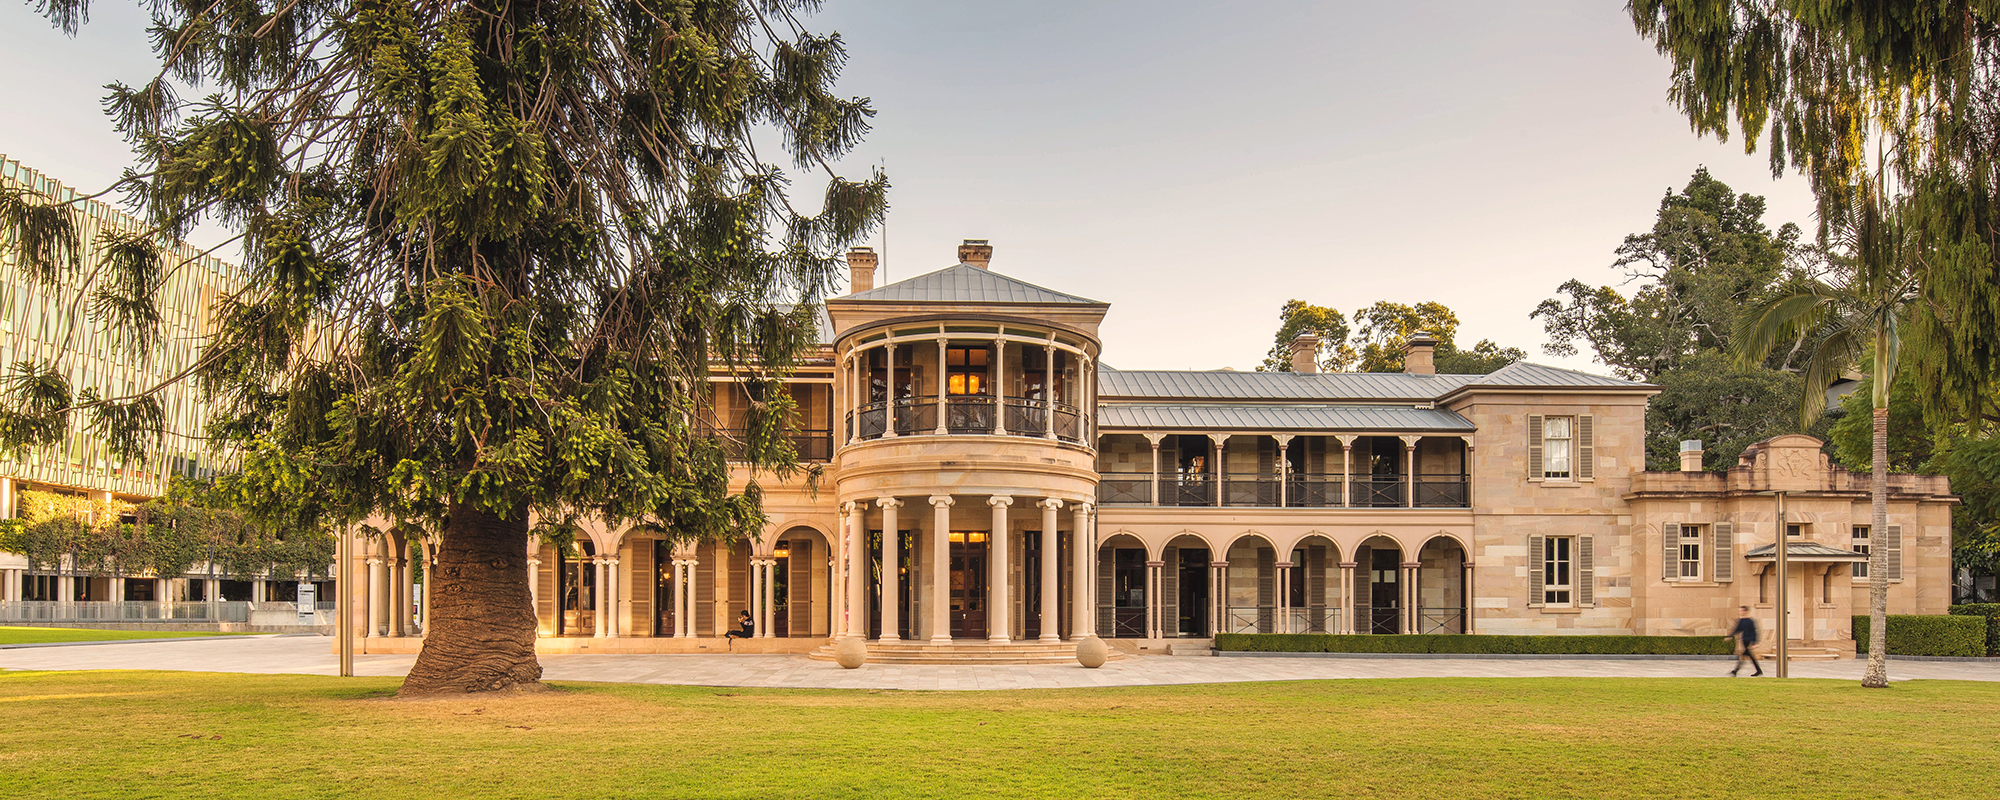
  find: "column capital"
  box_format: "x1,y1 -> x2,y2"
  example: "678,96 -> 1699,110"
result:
1212,432 -> 1233,445
1336,434 -> 1359,448
1143,432 -> 1167,446
1145,560 -> 1166,568
1399,434 -> 1421,448
365,557 -> 383,565
876,497 -> 903,510
1459,434 -> 1475,449
1039,497 -> 1064,511
1400,561 -> 1422,569
1338,561 -> 1358,569
929,495 -> 955,508
1275,562 -> 1294,569
1273,433 -> 1294,446
988,495 -> 1014,508
1461,562 -> 1477,569
1071,502 -> 1094,518
527,558 -> 541,566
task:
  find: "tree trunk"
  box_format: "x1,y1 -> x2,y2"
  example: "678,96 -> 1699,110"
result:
399,502 -> 541,696
1862,406 -> 1890,688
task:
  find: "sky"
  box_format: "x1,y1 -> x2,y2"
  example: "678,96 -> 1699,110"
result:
0,1 -> 1819,374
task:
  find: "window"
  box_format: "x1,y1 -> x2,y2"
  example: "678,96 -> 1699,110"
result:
1543,536 -> 1573,605
1679,525 -> 1704,580
1543,416 -> 1573,479
945,346 -> 988,395
1787,523 -> 1804,538
1852,526 -> 1870,579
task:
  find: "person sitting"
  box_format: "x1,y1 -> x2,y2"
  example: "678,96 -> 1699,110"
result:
724,610 -> 754,640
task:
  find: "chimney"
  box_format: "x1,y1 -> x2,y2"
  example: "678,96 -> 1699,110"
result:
958,239 -> 993,270
846,246 -> 877,293
1288,333 -> 1320,374
1403,331 -> 1438,375
1680,439 -> 1705,473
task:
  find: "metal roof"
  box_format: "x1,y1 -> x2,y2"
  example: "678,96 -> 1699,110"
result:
1744,542 -> 1869,561
1098,403 -> 1476,433
840,263 -> 1103,305
1097,362 -> 1649,402
1457,361 -> 1654,389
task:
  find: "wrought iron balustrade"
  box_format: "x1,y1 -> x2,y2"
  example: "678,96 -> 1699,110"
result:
1285,475 -> 1341,507
1052,402 -> 1082,442
1225,605 -> 1274,634
1415,479 -> 1469,508
944,395 -> 995,432
1417,606 -> 1465,634
896,399 -> 937,435
1096,476 -> 1151,505
1222,475 -> 1278,507
1289,605 -> 1342,634
1349,479 -> 1406,508
1161,474 -> 1214,506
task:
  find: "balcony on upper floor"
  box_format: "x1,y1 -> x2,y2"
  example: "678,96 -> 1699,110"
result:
837,323 -> 1096,450
1096,433 -> 1471,510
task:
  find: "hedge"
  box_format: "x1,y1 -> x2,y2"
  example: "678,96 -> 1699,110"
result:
1948,604 -> 2000,657
1212,633 -> 1732,656
1852,615 -> 1987,658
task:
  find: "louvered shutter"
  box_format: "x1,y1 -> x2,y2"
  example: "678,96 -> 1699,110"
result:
1353,546 -> 1371,633
1661,522 -> 1681,582
729,543 -> 750,627
1308,545 -> 1326,609
1526,414 -> 1545,481
1578,535 -> 1594,607
696,542 -> 716,636
1576,415 -> 1595,481
1886,525 -> 1903,581
790,539 -> 812,637
1162,546 -> 1179,637
631,538 -> 653,635
1097,547 -> 1114,635
536,543 -> 557,630
1528,534 -> 1545,607
1712,523 -> 1733,583
1257,548 -> 1275,633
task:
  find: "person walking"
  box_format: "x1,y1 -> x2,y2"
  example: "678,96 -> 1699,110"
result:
1728,606 -> 1762,677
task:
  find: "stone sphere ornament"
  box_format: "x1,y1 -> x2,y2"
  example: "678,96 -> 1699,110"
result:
1075,635 -> 1109,668
834,636 -> 868,669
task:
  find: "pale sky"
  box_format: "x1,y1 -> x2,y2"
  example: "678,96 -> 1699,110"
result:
0,1 -> 1817,374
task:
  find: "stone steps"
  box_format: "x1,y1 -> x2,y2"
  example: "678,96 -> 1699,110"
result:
806,639 -> 1119,665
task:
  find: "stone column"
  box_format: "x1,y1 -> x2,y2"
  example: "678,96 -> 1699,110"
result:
527,554 -> 541,631
1339,561 -> 1357,635
877,497 -> 902,641
1146,433 -> 1165,506
1212,435 -> 1226,507
0,476 -> 12,520
1044,340 -> 1057,439
846,502 -> 867,641
1275,434 -> 1292,507
847,355 -> 859,444
365,557 -> 384,638
401,539 -> 418,636
1462,560 -> 1477,634
747,557 -> 762,639
592,558 -> 607,638
764,559 -> 778,638
987,496 -> 1013,643
674,560 -> 690,637
1402,435 -> 1420,508
607,555 -> 623,637
1276,561 -> 1291,634
884,343 -> 898,438
249,577 -> 263,604
1401,561 -> 1421,634
1212,561 -> 1228,635
1038,498 -> 1062,642
1071,503 -> 1093,639
1337,435 -> 1357,508
930,496 -> 954,644
991,339 -> 1007,435
934,338 -> 950,435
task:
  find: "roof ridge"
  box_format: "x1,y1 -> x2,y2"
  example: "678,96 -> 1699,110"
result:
839,262 -> 1102,305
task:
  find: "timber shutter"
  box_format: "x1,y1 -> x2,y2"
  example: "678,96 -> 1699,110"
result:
1162,546 -> 1180,638
1257,547 -> 1275,633
1712,523 -> 1734,583
1661,522 -> 1681,582
1886,525 -> 1903,580
696,542 -> 716,636
1527,414 -> 1545,481
729,542 -> 750,625
1578,535 -> 1595,607
1097,547 -> 1114,635
536,543 -> 556,630
1308,545 -> 1327,609
1353,545 -> 1371,633
1528,534 -> 1545,607
790,539 -> 812,637
1576,415 -> 1595,481
631,539 -> 653,636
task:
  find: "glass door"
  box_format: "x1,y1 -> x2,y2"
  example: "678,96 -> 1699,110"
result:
949,533 -> 987,639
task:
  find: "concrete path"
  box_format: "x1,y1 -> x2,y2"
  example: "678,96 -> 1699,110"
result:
0,635 -> 1993,690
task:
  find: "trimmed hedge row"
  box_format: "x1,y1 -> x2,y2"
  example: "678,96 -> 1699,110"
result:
1212,633 -> 1732,656
1852,615 -> 1987,658
1948,604 -> 2000,656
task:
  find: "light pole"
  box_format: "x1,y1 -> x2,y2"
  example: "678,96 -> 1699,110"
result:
336,526 -> 352,677
1757,490 -> 1790,678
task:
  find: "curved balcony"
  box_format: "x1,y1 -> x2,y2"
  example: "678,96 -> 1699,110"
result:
848,397 -> 1084,445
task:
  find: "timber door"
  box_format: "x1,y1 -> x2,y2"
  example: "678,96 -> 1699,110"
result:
1177,548 -> 1210,636
950,534 -> 988,639
1370,549 -> 1400,634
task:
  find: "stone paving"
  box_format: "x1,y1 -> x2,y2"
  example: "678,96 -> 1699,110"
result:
2,635 -> 1995,690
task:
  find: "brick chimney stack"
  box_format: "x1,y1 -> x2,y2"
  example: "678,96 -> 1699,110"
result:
958,239 -> 992,270
1680,439 -> 1705,472
1403,331 -> 1438,375
1288,333 -> 1320,374
847,246 -> 877,293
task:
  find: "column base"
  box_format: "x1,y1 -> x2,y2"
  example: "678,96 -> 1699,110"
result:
879,634 -> 900,642
1038,634 -> 1062,643
929,634 -> 952,645
987,635 -> 1012,644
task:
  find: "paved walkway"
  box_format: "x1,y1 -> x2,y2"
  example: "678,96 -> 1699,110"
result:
0,635 -> 1992,690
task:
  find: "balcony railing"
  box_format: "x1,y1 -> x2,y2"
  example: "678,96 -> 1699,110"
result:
1284,475 -> 1341,507
1160,474 -> 1214,506
1415,479 -> 1470,508
1349,478 -> 1406,508
1416,607 -> 1465,634
1222,475 -> 1278,507
846,397 -> 1085,444
712,429 -> 835,462
1095,473 -> 1470,509
945,396 -> 995,433
1097,476 -> 1151,504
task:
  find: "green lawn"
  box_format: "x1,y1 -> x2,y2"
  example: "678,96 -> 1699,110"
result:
0,671 -> 1991,799
0,627 -> 249,645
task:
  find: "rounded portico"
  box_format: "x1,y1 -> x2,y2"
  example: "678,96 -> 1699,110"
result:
817,241 -> 1112,662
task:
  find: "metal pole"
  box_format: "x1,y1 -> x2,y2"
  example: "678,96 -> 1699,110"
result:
337,526 -> 353,677
1775,491 -> 1788,679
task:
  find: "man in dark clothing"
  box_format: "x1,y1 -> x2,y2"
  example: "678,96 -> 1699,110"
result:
725,610 -> 754,641
1728,605 -> 1762,676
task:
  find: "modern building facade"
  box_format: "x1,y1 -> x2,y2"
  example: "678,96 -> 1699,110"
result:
349,240 -> 1955,660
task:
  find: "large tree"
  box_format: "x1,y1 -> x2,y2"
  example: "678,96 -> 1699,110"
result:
7,0 -> 886,694
1259,299 -> 1521,375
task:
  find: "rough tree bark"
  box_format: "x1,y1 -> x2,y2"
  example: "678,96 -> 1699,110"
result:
400,502 -> 541,696
1862,407 -> 1890,688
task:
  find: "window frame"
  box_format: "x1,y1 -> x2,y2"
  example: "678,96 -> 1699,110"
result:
1543,535 -> 1574,607
1542,416 -> 1574,480
1678,524 -> 1704,581
1851,525 -> 1870,580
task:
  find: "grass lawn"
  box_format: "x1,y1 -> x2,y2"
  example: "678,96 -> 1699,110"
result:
0,627 -> 251,645
0,671 -> 1991,799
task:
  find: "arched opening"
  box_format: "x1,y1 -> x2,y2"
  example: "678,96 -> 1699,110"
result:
1286,535 -> 1341,634
1353,535 -> 1403,634
1416,535 -> 1468,634
1098,533 -> 1148,638
772,526 -> 832,637
1163,533 -> 1212,637
556,539 -> 597,637
1222,534 -> 1280,634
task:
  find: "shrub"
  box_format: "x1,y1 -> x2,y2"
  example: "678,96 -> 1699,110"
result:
1212,633 -> 1732,656
1852,615 -> 1986,658
1948,604 -> 2000,657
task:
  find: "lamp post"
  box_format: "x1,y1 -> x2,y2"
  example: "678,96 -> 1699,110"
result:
1757,490 -> 1789,678
336,526 -> 352,677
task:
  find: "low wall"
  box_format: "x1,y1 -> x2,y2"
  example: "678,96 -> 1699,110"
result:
343,636 -> 828,655
2,622 -> 331,634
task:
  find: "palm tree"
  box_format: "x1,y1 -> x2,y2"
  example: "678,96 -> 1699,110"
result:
1734,184 -> 1918,688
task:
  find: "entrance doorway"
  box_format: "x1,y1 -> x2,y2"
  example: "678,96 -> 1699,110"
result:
868,530 -> 915,640
1177,547 -> 1210,636
557,541 -> 596,637
1112,548 -> 1146,637
1369,548 -> 1400,634
949,533 -> 988,639
652,540 -> 675,636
